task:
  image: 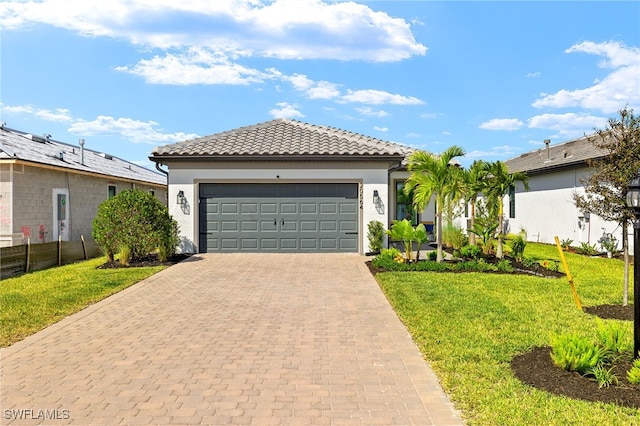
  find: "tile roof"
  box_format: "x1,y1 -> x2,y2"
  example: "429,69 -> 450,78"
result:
150,119 -> 413,162
0,127 -> 166,186
505,134 -> 608,174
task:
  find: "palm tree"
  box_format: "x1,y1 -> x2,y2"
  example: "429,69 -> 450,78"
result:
463,160 -> 489,246
404,145 -> 466,262
483,161 -> 529,258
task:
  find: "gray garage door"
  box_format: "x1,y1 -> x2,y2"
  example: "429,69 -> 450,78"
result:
199,183 -> 359,252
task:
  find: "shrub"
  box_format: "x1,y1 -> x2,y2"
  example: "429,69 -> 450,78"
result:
442,223 -> 466,250
459,244 -> 481,259
560,238 -> 574,251
596,320 -> 631,357
428,250 -> 438,261
550,333 -> 604,374
496,259 -> 514,272
93,189 -> 179,262
576,242 -> 598,256
627,359 -> 640,385
506,231 -> 527,262
367,220 -> 385,253
588,364 -> 618,388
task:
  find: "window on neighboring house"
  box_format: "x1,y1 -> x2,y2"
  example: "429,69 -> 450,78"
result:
508,185 -> 516,218
108,185 -> 117,198
395,181 -> 418,225
464,202 -> 469,218
149,189 -> 155,197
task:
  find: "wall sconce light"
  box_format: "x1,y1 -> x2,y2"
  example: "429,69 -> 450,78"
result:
176,190 -> 185,205
373,190 -> 380,204
583,212 -> 591,222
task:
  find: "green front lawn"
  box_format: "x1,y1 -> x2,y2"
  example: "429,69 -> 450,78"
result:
375,243 -> 638,425
0,257 -> 165,347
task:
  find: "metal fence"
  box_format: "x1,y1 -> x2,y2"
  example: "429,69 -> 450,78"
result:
0,237 -> 102,280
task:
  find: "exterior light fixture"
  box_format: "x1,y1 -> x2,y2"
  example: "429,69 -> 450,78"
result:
625,171 -> 640,358
176,190 -> 185,205
373,190 -> 380,204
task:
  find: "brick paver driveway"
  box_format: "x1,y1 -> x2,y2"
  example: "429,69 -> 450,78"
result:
1,253 -> 463,425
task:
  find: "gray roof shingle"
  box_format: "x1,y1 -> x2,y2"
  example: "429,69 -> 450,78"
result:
505,134 -> 608,174
150,119 -> 413,161
0,127 -> 166,185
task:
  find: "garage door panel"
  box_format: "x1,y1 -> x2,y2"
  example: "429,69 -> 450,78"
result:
300,221 -> 317,231
320,221 -> 337,231
280,203 -> 297,214
300,203 -> 317,214
221,221 -> 239,231
240,221 -> 258,231
260,239 -> 278,249
319,203 -> 337,214
241,203 -> 258,214
199,183 -> 358,253
221,203 -> 238,214
260,203 -> 278,214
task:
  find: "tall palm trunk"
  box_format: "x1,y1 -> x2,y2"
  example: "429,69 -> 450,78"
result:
469,200 -> 476,246
436,200 -> 444,262
496,200 -> 504,258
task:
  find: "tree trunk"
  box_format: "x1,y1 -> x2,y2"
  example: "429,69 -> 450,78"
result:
496,200 -> 504,258
623,223 -> 629,306
436,201 -> 444,263
469,200 -> 476,246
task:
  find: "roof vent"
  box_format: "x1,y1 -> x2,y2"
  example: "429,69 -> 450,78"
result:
79,139 -> 85,165
98,152 -> 113,160
44,134 -> 52,142
58,151 -> 65,161
544,139 -> 551,161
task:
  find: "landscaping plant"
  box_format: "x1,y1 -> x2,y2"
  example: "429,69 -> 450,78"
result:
93,189 -> 179,263
367,220 -> 385,254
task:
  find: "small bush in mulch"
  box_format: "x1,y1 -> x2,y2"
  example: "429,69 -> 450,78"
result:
97,253 -> 191,269
512,346 -> 640,408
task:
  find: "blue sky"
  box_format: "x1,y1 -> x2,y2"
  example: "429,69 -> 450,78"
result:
1,1 -> 639,169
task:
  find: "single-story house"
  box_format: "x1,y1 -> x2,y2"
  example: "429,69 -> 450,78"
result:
0,126 -> 167,247
150,118 -> 434,254
504,135 -> 634,254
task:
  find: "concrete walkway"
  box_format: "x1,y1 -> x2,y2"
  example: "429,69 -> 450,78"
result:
1,254 -> 463,425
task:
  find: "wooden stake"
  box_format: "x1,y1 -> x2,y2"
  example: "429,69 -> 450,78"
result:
554,236 -> 582,311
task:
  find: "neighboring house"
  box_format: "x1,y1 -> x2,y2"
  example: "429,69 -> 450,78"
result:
150,118 -> 430,254
504,135 -> 633,253
0,126 -> 167,247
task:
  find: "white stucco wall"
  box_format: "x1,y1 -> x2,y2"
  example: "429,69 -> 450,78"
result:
507,166 -> 633,254
164,161 -> 392,254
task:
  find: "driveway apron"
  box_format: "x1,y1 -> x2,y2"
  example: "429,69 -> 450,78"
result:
1,253 -> 463,425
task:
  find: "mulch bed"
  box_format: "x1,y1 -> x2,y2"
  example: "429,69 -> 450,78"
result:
97,253 -> 191,269
584,303 -> 634,321
512,346 -> 640,408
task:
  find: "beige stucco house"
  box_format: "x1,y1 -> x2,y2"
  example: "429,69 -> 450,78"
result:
150,119 -> 432,254
0,126 -> 167,247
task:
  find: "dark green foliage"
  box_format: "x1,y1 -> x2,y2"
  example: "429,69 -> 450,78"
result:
428,250 -> 438,261
506,232 -> 527,262
496,259 -> 514,272
92,189 -> 179,263
459,244 -> 481,259
576,242 -> 598,255
367,220 -> 385,253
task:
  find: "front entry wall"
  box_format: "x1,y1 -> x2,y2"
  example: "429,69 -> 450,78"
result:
199,183 -> 358,252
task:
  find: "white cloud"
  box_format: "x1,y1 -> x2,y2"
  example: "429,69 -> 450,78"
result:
0,0 -> 426,62
420,112 -> 443,120
1,104 -> 74,123
532,41 -> 640,114
276,72 -> 340,99
479,118 -> 523,131
374,126 -> 389,132
269,102 -> 304,119
115,47 -> 268,85
68,115 -> 199,143
466,145 -> 520,160
356,107 -> 389,117
342,89 -> 424,105
526,72 -> 541,78
528,112 -> 608,137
